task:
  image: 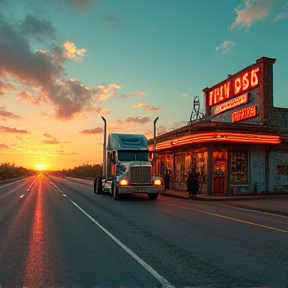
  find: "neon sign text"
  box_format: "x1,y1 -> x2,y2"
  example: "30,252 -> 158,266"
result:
208,67 -> 260,106
231,105 -> 257,122
213,93 -> 248,115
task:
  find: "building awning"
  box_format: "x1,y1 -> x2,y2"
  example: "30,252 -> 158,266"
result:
149,131 -> 280,151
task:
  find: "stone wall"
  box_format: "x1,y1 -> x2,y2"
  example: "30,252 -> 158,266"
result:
250,146 -> 266,193
269,150 -> 288,192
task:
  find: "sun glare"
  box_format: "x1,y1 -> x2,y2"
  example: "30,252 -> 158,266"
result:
35,164 -> 47,171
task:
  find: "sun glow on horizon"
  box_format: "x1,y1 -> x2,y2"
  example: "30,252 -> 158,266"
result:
34,164 -> 47,171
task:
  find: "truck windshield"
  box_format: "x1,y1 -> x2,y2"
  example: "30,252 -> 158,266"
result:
118,151 -> 149,161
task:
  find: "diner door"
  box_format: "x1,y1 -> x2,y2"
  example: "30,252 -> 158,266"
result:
212,150 -> 227,194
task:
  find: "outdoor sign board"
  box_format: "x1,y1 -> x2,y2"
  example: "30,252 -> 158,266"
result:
203,62 -> 262,123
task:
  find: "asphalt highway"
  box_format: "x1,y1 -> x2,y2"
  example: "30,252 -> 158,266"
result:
0,175 -> 287,287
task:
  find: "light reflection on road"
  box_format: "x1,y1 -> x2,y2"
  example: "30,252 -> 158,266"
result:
24,177 -> 54,286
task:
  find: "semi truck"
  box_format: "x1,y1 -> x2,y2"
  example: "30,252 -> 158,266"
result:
93,117 -> 163,200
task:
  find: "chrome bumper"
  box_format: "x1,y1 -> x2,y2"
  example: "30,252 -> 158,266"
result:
118,185 -> 162,194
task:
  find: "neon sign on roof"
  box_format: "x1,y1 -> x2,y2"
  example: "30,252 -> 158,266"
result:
207,66 -> 260,107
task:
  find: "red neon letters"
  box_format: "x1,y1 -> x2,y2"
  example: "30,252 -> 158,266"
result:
231,105 -> 257,122
208,67 -> 260,106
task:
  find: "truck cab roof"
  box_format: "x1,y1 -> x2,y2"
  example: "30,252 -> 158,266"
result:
107,133 -> 148,150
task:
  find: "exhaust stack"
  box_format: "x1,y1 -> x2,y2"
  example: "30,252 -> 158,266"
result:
101,116 -> 107,177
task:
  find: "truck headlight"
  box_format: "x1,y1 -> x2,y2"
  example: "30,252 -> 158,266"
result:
119,178 -> 129,186
153,179 -> 162,186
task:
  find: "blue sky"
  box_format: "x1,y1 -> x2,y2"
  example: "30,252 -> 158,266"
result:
0,0 -> 288,170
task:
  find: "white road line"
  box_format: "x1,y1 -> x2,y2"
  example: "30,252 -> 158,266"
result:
50,180 -> 175,288
0,178 -> 26,189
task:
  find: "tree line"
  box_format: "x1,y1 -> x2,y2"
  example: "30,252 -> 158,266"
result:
0,163 -> 103,181
52,163 -> 103,179
0,163 -> 36,181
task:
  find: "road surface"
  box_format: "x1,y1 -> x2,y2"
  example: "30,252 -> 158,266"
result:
0,175 -> 287,287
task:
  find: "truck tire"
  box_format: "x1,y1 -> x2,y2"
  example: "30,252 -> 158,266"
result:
112,181 -> 119,200
148,193 -> 158,200
94,177 -> 103,194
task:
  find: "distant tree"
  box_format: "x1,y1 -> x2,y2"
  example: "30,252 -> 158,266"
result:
61,164 -> 102,179
0,163 -> 35,180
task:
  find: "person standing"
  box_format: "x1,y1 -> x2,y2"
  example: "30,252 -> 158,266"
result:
187,168 -> 199,199
164,169 -> 170,192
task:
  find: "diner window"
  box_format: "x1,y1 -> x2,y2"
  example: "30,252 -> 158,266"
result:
174,154 -> 184,182
230,150 -> 248,183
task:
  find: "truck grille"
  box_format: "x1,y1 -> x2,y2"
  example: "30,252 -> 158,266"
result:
130,166 -> 151,184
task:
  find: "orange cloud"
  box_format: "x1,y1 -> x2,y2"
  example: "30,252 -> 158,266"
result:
63,41 -> 86,63
0,126 -> 28,134
17,91 -> 39,104
0,81 -> 16,96
0,107 -> 22,119
133,103 -> 160,111
79,127 -> 103,134
120,91 -> 146,98
94,108 -> 111,115
125,116 -> 151,124
0,143 -> 10,149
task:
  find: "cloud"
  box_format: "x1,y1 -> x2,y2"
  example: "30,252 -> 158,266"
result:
17,91 -> 39,104
0,107 -> 22,119
157,124 -> 169,136
125,116 -> 151,124
0,14 -> 118,121
79,127 -> 103,134
112,116 -> 152,127
63,41 -> 86,63
102,15 -> 121,28
120,91 -> 146,98
133,103 -> 160,111
42,139 -> 59,144
57,150 -> 79,155
0,126 -> 28,134
67,0 -> 102,10
273,12 -> 287,20
216,41 -> 237,54
230,0 -> 277,32
0,143 -> 10,149
21,14 -> 56,41
0,81 -> 16,96
41,133 -> 60,144
97,84 -> 121,101
94,108 -> 110,115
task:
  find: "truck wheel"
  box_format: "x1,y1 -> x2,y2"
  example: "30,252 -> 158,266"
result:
93,177 -> 98,193
148,193 -> 158,200
112,181 -> 119,200
94,177 -> 103,194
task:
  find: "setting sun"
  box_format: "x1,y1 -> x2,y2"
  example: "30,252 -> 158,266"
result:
35,164 -> 47,171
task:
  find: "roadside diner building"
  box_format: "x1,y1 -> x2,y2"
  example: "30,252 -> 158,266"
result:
148,56 -> 288,195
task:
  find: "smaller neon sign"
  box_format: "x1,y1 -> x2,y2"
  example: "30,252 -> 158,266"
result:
213,93 -> 248,115
231,105 -> 257,122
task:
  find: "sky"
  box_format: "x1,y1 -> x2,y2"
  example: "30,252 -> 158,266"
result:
0,0 -> 288,171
